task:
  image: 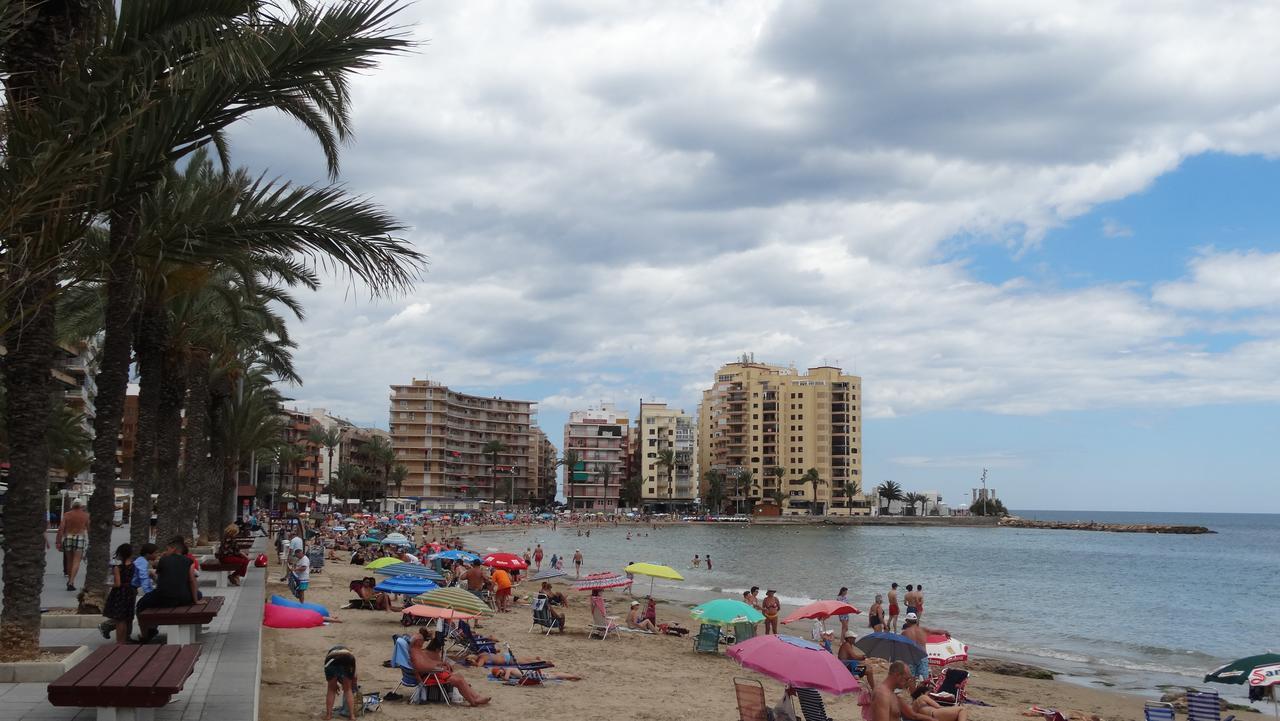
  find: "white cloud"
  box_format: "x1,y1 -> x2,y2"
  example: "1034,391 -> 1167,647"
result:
229,1 -> 1280,428
1102,218 -> 1133,238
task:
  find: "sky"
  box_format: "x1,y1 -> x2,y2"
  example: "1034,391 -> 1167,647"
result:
230,1 -> 1280,513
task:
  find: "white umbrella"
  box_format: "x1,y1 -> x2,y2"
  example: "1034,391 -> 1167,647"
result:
926,634 -> 968,667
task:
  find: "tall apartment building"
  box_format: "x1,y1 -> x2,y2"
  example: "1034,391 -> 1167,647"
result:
562,405 -> 629,512
635,402 -> 697,510
388,378 -> 539,509
308,408 -> 391,499
697,357 -> 868,516
530,427 -> 558,506
279,408 -> 323,504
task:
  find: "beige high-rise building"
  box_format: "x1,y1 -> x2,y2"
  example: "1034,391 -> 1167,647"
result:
563,404 -> 629,512
529,427 -> 558,507
697,357 -> 868,516
388,378 -> 539,509
635,402 -> 697,509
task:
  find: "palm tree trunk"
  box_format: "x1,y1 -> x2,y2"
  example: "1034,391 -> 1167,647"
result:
0,277 -> 57,660
201,377 -> 231,540
154,356 -> 189,543
128,305 -> 166,546
179,354 -> 212,543
81,217 -> 137,607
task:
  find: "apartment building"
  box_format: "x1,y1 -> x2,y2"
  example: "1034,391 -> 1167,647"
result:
530,427 -> 558,506
697,357 -> 868,516
562,405 -> 629,512
308,408 -> 391,498
388,378 -> 539,509
635,402 -> 697,510
278,408 -> 323,505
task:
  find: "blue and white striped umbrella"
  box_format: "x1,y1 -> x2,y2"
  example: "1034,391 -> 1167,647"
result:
374,576 -> 439,595
373,563 -> 444,582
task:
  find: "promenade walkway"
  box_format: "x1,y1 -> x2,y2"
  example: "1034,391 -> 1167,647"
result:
0,527 -> 265,721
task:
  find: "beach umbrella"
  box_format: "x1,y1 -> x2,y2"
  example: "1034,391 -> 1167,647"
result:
364,557 -> 400,570
412,587 -> 492,616
691,599 -> 765,626
1205,653 -> 1280,686
926,633 -> 968,667
727,635 -> 861,695
374,576 -> 438,595
623,562 -> 684,596
855,631 -> 926,665
357,537 -> 382,545
482,552 -> 528,570
781,600 -> 861,625
530,568 -> 567,582
574,572 -> 633,591
332,525 -> 347,532
401,605 -> 480,621
373,563 -> 444,582
383,532 -> 410,545
432,549 -> 480,562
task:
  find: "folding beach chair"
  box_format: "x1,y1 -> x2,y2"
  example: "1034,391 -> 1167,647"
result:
388,634 -> 452,706
588,596 -> 620,640
734,677 -> 768,721
732,622 -> 757,644
1144,701 -> 1176,721
529,593 -> 564,636
928,667 -> 970,706
795,687 -> 833,721
1188,690 -> 1236,721
694,623 -> 721,653
454,620 -> 497,654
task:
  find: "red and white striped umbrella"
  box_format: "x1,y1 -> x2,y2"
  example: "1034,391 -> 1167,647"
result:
574,572 -> 633,591
481,552 -> 528,570
926,633 -> 968,667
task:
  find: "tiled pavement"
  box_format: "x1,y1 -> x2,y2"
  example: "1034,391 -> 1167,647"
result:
0,529 -> 265,721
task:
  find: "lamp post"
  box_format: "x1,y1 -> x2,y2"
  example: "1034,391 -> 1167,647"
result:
980,468 -> 988,516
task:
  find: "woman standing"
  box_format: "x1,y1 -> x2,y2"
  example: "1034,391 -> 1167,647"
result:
836,586 -> 851,638
868,594 -> 885,632
100,543 -> 137,644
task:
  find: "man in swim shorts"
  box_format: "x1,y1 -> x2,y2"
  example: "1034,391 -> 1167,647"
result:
888,582 -> 901,632
761,589 -> 780,634
901,613 -> 947,680
873,661 -> 912,721
905,584 -> 918,616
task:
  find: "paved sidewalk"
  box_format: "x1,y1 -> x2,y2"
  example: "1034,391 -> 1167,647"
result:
0,533 -> 265,721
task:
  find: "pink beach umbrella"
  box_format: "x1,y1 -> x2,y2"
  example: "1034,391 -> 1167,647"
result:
727,635 -> 862,695
926,633 -> 968,667
781,600 -> 861,625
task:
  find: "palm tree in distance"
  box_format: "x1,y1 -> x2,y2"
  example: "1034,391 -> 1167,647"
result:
309,424 -> 344,507
842,480 -> 861,512
389,464 -> 409,505
656,447 -> 676,508
366,435 -> 396,510
704,470 -> 725,515
556,450 -> 582,511
274,444 -> 306,511
802,468 -> 825,516
876,481 -> 904,516
736,468 -> 755,516
482,439 -> 508,506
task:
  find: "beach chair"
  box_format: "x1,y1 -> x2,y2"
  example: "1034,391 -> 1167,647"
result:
1188,690 -> 1235,721
455,620 -> 498,654
734,677 -> 768,721
1144,702 -> 1176,721
388,634 -> 452,706
529,594 -> 564,636
694,623 -> 721,653
795,687 -> 832,721
588,596 -> 620,640
732,622 -> 757,644
928,667 -> 969,706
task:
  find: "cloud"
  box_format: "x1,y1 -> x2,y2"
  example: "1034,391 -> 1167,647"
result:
1102,218 -> 1133,238
227,1 -> 1280,430
1153,249 -> 1280,311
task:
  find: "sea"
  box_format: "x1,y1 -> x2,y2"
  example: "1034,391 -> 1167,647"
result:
472,510 -> 1280,709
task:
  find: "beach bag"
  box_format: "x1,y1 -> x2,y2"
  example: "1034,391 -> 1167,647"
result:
254,553 -> 268,567
336,686 -> 381,716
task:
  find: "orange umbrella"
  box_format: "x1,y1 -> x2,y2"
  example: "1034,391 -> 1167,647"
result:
401,605 -> 481,621
782,600 -> 860,625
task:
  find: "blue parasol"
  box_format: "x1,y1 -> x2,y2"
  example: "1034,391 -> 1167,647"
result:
373,575 -> 439,595
373,563 -> 444,582
432,550 -> 480,562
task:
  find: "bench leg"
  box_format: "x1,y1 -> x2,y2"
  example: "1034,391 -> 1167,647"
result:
162,624 -> 198,644
214,574 -> 228,589
97,708 -> 155,721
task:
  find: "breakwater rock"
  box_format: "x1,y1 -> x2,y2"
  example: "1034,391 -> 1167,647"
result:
960,658 -> 1056,680
1000,517 -> 1214,534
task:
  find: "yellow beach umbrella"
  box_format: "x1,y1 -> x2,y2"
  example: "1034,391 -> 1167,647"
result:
364,556 -> 400,570
624,562 -> 685,596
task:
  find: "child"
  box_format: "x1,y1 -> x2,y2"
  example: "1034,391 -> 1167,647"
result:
99,543 -> 136,643
323,645 -> 358,720
289,547 -> 311,603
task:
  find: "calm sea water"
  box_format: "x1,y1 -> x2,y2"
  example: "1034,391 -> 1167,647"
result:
476,511 -> 1280,704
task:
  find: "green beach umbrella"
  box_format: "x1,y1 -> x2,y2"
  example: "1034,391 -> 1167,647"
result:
412,587 -> 492,616
364,557 -> 400,570
691,598 -> 764,626
1205,653 -> 1280,686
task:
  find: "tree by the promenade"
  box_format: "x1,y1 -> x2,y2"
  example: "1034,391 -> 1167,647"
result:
803,468 -> 826,516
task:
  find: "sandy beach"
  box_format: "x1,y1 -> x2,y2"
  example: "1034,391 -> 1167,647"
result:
259,545 -> 1152,721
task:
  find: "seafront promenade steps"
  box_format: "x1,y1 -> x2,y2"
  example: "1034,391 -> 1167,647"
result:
0,528 -> 265,721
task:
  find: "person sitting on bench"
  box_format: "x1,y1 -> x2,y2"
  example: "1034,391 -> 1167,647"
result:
215,524 -> 250,586
135,537 -> 198,642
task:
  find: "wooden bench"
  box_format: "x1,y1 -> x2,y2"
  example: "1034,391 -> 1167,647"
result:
137,596 -> 224,644
199,561 -> 237,588
49,643 -> 201,721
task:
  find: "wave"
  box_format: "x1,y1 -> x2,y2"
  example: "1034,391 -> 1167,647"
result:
968,638 -> 1211,678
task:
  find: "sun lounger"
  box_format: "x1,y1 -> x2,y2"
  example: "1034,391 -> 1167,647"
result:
1145,701 -> 1176,721
1188,690 -> 1235,721
694,623 -> 721,653
734,677 -> 768,721
795,687 -> 832,721
588,596 -> 620,640
928,667 -> 969,706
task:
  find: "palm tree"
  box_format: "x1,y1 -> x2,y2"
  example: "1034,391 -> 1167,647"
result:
365,435 -> 396,510
556,450 -> 582,511
309,424 -> 343,506
621,475 -> 644,509
736,468 -> 755,516
842,480 -> 861,511
656,447 -> 676,507
482,439 -> 508,506
389,464 -> 409,505
802,468 -> 826,516
768,486 -> 786,511
704,471 -> 725,515
876,481 -> 904,516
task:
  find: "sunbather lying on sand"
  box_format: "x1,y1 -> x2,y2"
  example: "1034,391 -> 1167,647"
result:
489,667 -> 582,682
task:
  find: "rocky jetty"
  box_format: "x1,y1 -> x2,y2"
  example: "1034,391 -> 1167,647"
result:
960,658 -> 1056,680
1000,517 -> 1214,534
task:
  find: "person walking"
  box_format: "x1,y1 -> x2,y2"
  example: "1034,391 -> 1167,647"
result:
56,500 -> 90,591
572,549 -> 583,578
534,543 -> 544,571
